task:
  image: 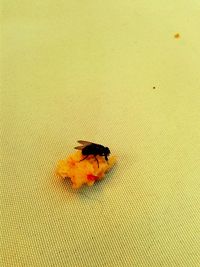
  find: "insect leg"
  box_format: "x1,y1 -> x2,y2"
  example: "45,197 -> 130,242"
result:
80,155 -> 89,162
104,155 -> 109,164
94,156 -> 99,168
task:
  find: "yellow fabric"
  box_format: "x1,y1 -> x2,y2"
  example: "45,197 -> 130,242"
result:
1,1 -> 200,266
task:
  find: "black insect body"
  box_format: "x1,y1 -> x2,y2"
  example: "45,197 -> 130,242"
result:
75,140 -> 110,167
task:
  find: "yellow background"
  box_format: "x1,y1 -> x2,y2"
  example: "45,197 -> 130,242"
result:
1,1 -> 200,266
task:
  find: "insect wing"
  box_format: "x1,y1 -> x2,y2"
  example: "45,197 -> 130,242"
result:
74,145 -> 85,150
77,140 -> 93,146
75,140 -> 92,150
75,140 -> 101,150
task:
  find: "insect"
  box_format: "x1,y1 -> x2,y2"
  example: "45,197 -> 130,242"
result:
75,140 -> 110,167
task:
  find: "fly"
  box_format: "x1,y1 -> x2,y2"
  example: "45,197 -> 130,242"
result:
75,140 -> 110,168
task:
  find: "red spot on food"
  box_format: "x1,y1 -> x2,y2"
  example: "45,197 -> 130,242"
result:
87,174 -> 98,181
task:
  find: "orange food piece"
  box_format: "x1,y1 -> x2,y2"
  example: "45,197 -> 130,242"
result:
56,151 -> 116,189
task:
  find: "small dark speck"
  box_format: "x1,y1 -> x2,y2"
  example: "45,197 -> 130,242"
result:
174,33 -> 180,39
153,86 -> 156,89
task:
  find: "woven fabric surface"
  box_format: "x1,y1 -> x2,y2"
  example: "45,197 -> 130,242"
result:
1,1 -> 200,266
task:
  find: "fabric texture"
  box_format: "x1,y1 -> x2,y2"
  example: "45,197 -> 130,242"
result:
1,1 -> 200,266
